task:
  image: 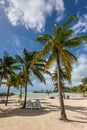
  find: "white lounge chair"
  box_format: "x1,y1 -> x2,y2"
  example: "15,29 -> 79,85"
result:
33,99 -> 41,109
26,100 -> 33,109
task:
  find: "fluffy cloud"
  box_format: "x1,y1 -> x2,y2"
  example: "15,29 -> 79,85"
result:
2,0 -> 65,32
71,54 -> 87,86
31,74 -> 54,91
0,0 -> 5,5
71,14 -> 87,35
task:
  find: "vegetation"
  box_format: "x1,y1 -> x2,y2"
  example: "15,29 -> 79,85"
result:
30,16 -> 87,120
53,76 -> 87,95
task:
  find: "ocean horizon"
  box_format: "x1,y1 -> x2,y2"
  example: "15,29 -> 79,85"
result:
0,86 -> 85,99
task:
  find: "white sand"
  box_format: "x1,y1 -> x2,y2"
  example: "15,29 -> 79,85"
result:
0,97 -> 87,130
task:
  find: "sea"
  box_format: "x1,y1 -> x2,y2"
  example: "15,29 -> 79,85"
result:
26,92 -> 82,99
0,86 -> 84,99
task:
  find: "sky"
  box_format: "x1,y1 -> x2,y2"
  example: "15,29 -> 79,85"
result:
0,0 -> 87,92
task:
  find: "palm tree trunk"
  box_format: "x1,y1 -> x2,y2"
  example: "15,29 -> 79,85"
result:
23,81 -> 27,108
56,53 -> 67,121
5,86 -> 10,106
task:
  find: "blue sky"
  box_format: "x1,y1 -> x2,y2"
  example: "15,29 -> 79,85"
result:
0,0 -> 87,91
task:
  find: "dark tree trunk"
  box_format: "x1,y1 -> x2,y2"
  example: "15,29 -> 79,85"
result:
23,82 -> 27,108
56,53 -> 67,121
5,86 -> 10,106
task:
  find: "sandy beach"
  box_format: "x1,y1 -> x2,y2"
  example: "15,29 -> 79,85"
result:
0,97 -> 87,130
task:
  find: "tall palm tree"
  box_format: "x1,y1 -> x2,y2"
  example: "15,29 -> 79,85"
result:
15,49 -> 50,108
31,16 -> 87,120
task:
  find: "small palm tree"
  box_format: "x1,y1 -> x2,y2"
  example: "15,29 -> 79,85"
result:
0,73 -> 18,105
0,54 -> 20,105
5,74 -> 17,105
52,67 -> 70,98
31,16 -> 87,120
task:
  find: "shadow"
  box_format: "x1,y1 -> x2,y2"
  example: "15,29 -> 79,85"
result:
0,100 -> 59,118
68,119 -> 87,123
65,105 -> 87,115
64,105 -> 87,123
0,107 -> 58,118
0,99 -> 87,125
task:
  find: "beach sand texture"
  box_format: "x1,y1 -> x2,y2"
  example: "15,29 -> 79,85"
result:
0,97 -> 87,130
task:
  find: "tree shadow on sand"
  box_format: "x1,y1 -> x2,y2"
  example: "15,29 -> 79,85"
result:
65,105 -> 87,123
0,100 -> 87,124
0,100 -> 59,118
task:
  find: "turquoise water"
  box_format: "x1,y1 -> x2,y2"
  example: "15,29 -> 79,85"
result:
0,87 -> 83,98
21,92 -> 82,99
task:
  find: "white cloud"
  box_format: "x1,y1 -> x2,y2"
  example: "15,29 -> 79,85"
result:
2,0 -> 65,32
0,0 -> 5,5
70,54 -> 87,86
31,74 -> 54,91
71,14 -> 87,35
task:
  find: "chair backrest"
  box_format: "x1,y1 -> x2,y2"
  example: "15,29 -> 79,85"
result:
34,99 -> 41,109
26,100 -> 33,109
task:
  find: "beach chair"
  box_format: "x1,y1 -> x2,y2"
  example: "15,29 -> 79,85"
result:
0,96 -> 5,103
33,99 -> 41,109
26,100 -> 33,109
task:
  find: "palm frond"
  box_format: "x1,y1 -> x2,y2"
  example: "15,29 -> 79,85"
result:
62,16 -> 76,29
36,34 -> 51,44
31,41 -> 53,67
59,49 -> 73,80
72,36 -> 87,42
64,36 -> 87,48
32,69 -> 46,84
62,29 -> 73,41
63,49 -> 77,63
15,54 -> 24,64
27,78 -> 33,86
44,52 -> 56,71
64,40 -> 80,48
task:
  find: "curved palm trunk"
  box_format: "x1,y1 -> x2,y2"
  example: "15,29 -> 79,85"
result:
5,86 -> 10,106
23,81 -> 27,108
56,53 -> 67,121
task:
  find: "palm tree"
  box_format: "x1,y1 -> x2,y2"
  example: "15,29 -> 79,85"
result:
0,54 -> 20,105
5,74 -> 17,106
0,55 -> 19,81
15,49 -> 50,108
81,77 -> 87,85
31,16 -> 87,120
0,73 -> 18,105
52,67 -> 70,98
